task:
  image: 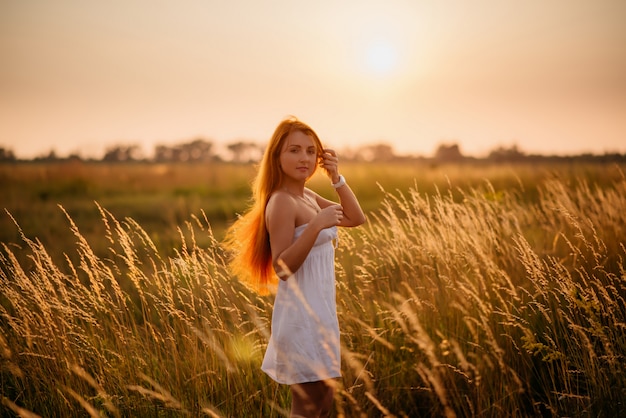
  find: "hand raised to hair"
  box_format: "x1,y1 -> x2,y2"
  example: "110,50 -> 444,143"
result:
319,149 -> 340,183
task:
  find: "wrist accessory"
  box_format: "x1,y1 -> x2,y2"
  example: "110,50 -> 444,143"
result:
332,175 -> 346,189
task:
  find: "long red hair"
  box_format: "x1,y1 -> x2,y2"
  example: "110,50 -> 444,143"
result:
223,117 -> 324,294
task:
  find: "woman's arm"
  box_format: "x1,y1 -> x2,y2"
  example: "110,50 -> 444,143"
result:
316,149 -> 366,227
266,192 -> 343,280
313,185 -> 366,227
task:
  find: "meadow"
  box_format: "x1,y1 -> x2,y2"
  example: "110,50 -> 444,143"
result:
1,161 -> 625,417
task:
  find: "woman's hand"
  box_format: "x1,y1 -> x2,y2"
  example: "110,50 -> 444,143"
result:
319,149 -> 340,184
313,204 -> 344,230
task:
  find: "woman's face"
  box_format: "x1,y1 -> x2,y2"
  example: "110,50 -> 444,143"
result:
279,130 -> 318,182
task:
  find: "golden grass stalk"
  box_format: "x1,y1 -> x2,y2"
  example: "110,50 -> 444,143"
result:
1,166 -> 624,416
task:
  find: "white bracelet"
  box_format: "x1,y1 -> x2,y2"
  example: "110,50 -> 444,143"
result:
332,174 -> 346,189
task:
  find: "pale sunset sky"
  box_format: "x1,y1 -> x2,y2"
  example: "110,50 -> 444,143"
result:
1,0 -> 625,159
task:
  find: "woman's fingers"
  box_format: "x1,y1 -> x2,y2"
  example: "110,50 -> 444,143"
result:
319,204 -> 344,226
320,150 -> 338,168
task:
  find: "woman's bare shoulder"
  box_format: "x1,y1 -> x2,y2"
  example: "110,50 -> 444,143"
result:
267,190 -> 295,206
265,191 -> 297,229
266,191 -> 297,216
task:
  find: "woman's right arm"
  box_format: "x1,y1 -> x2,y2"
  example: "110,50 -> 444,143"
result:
266,193 -> 342,279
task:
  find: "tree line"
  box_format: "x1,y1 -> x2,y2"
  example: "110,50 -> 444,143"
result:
1,139 -> 625,164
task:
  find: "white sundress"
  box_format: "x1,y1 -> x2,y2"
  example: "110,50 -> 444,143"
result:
261,224 -> 341,385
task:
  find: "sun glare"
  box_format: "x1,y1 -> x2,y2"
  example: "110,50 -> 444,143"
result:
365,40 -> 398,76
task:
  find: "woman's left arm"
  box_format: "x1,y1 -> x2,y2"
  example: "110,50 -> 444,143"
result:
316,149 -> 366,227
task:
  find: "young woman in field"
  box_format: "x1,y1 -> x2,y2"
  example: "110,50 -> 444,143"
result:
224,117 -> 366,417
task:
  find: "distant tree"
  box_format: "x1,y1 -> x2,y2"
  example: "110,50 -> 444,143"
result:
34,149 -> 59,162
154,138 -> 214,162
488,144 -> 525,162
434,143 -> 463,161
154,144 -> 175,162
67,152 -> 83,162
103,144 -> 142,162
227,141 -> 262,163
0,146 -> 16,161
181,138 -> 213,162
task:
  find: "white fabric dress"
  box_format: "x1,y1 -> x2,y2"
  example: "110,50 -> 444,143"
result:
261,224 -> 341,384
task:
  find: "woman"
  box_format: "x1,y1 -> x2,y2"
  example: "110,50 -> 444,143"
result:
224,116 -> 366,417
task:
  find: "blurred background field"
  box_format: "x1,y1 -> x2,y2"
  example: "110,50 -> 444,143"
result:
1,160 -> 625,417
2,160 -> 622,266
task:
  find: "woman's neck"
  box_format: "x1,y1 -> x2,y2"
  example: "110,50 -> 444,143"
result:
279,180 -> 306,197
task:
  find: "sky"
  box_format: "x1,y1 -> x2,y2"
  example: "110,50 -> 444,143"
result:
1,0 -> 625,159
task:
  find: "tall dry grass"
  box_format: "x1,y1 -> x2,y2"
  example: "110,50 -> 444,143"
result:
1,205 -> 278,416
1,167 -> 625,416
336,171 -> 626,416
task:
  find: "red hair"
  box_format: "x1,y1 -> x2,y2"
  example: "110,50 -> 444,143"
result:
223,117 -> 324,294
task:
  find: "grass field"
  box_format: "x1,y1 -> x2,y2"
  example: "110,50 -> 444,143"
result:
1,161 -> 625,417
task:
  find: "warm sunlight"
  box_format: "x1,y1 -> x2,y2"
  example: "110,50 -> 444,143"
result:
364,40 -> 398,77
1,0 -> 625,158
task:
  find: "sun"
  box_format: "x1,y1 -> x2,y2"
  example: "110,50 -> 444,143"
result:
365,40 -> 398,77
